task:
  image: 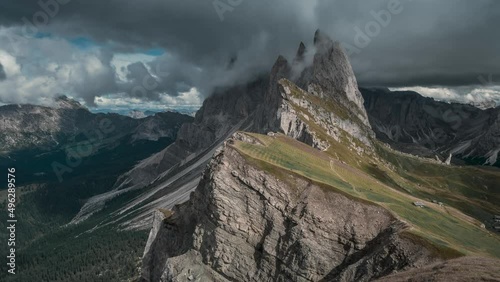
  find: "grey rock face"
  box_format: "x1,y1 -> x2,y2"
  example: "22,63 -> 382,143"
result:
361,88 -> 500,165
277,78 -> 373,151
140,137 -> 438,282
255,31 -> 374,151
297,30 -> 370,127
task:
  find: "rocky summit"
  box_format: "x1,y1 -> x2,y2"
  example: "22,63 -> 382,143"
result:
135,31 -> 500,282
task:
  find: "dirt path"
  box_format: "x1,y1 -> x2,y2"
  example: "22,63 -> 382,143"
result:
329,158 -> 358,193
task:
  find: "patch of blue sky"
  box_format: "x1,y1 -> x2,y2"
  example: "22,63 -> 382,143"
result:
69,36 -> 96,50
142,48 -> 165,56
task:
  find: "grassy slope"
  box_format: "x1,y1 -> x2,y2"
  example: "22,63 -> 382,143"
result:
233,132 -> 500,258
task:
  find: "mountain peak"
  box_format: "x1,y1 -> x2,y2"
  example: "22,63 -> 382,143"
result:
313,29 -> 334,52
296,31 -> 370,127
270,55 -> 291,84
295,41 -> 307,61
54,95 -> 88,110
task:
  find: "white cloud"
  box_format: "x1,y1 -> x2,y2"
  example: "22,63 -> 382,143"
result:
0,27 -> 196,109
111,53 -> 158,82
392,86 -> 500,106
392,86 -> 461,101
0,50 -> 21,76
161,87 -> 202,106
93,87 -> 202,110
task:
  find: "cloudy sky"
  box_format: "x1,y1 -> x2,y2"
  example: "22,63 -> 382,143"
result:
0,0 -> 499,111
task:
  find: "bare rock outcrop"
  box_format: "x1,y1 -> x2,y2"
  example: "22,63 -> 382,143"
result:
297,30 -> 370,128
255,30 -> 374,152
140,138 -> 439,282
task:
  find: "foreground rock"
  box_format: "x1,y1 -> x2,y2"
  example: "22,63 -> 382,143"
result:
140,138 -> 438,282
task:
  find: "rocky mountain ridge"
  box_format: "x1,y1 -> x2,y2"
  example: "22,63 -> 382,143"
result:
74,30 -> 376,229
361,88 -> 500,166
140,134 -> 440,282
46,30 -> 500,281
70,31 -> 373,228
135,31 -> 500,281
0,97 -> 192,154
255,30 -> 373,150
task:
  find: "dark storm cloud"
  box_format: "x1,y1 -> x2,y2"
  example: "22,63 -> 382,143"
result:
0,0 -> 499,102
0,63 -> 6,80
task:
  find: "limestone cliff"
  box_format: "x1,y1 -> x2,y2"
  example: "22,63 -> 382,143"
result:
140,134 -> 438,282
255,30 -> 374,152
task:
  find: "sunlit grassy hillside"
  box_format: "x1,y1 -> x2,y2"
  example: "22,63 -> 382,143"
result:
232,132 -> 500,258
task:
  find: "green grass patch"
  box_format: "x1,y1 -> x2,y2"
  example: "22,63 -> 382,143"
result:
233,132 -> 500,259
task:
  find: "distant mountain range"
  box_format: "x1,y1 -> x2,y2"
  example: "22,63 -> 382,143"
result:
89,106 -> 199,118
362,88 -> 500,166
0,96 -> 193,154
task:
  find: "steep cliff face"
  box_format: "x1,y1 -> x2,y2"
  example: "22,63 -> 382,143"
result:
141,134 -> 438,282
297,30 -> 370,127
255,30 -> 374,152
137,31 -> 500,281
361,88 -> 500,165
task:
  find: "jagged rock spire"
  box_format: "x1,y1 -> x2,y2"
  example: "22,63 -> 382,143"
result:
297,29 -> 371,127
313,29 -> 334,53
256,29 -> 372,133
295,42 -> 306,62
